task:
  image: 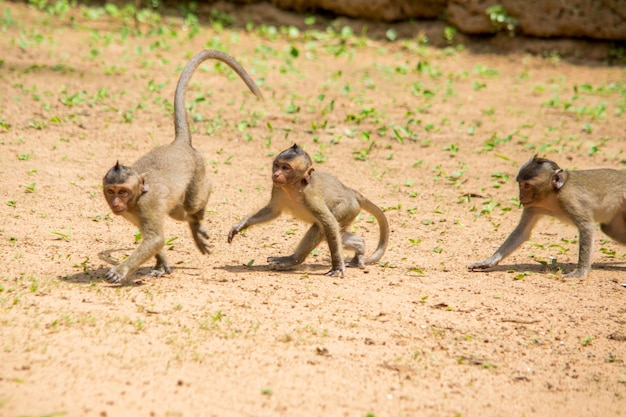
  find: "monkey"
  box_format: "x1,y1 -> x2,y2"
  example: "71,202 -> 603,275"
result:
468,154 -> 626,278
227,144 -> 389,277
102,50 -> 263,283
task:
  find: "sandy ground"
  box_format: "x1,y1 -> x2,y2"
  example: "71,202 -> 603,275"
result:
1,2 -> 625,416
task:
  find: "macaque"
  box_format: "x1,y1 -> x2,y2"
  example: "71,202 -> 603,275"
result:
228,144 -> 389,277
102,50 -> 262,283
469,154 -> 626,277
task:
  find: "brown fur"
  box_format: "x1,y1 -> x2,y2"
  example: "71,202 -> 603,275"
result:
228,144 -> 389,277
103,50 -> 262,283
469,154 -> 626,277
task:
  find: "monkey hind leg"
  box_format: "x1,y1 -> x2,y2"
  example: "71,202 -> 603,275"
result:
600,211 -> 626,244
151,251 -> 172,278
342,231 -> 365,268
188,215 -> 212,255
268,224 -> 323,270
184,176 -> 212,254
184,173 -> 212,213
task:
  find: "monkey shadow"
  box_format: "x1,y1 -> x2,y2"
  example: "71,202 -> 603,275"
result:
471,261 -> 626,276
59,248 -> 200,287
588,261 -> 626,274
215,261 -> 332,277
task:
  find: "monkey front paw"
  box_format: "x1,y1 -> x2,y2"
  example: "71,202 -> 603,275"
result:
564,268 -> 588,278
468,254 -> 502,272
105,268 -> 124,283
324,267 -> 345,278
227,226 -> 243,243
468,261 -> 495,271
267,255 -> 300,270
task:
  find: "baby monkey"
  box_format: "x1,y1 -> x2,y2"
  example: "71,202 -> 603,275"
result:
469,154 -> 626,277
103,50 -> 262,283
228,144 -> 389,277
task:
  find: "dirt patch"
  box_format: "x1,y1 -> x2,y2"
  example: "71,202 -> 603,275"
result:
0,2 -> 625,416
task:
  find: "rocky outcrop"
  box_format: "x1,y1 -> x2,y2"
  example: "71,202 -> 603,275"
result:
234,0 -> 626,41
270,0 -> 447,21
447,0 -> 626,41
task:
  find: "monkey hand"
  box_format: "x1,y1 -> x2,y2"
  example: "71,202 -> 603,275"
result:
468,262 -> 492,271
267,255 -> 301,270
324,267 -> 345,278
228,224 -> 244,243
564,267 -> 588,278
323,258 -> 346,278
468,254 -> 502,272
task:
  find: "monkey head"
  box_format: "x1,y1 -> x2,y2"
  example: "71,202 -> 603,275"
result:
272,144 -> 314,187
516,154 -> 566,205
103,161 -> 148,215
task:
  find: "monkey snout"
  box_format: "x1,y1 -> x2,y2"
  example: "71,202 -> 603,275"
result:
110,204 -> 126,214
519,197 -> 533,205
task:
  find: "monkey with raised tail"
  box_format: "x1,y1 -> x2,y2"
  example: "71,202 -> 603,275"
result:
469,154 -> 626,277
228,144 -> 389,277
102,50 -> 263,283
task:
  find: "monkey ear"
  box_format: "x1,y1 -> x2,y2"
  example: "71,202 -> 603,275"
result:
302,167 -> 315,185
551,169 -> 565,190
138,173 -> 149,193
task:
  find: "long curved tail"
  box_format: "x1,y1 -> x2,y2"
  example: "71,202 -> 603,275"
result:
360,198 -> 389,264
173,49 -> 263,143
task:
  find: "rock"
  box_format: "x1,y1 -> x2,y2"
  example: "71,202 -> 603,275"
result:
230,0 -> 626,41
270,0 -> 448,21
447,0 -> 626,41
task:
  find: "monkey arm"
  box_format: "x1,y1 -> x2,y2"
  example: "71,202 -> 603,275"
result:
228,204 -> 281,243
469,208 -> 542,271
320,216 -> 345,277
567,220 -> 596,278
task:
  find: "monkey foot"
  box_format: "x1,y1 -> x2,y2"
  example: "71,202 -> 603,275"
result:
104,269 -> 123,283
345,256 -> 365,269
150,264 -> 172,278
195,242 -> 213,255
193,228 -> 212,255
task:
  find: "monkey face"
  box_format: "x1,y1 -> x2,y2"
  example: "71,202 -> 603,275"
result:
518,180 -> 537,205
102,166 -> 147,215
272,148 -> 314,187
272,160 -> 294,186
104,184 -> 138,215
516,155 -> 565,206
